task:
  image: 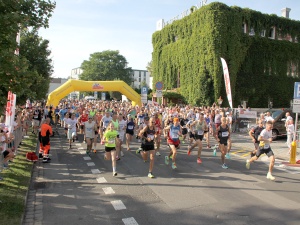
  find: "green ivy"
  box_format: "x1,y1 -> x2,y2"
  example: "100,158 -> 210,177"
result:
152,2 -> 300,107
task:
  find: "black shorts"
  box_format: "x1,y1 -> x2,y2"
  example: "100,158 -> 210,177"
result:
219,138 -> 228,146
105,146 -> 116,152
189,133 -> 195,139
3,150 -> 9,158
126,130 -> 134,135
80,125 -> 84,130
64,128 -> 68,131
195,134 -> 204,141
143,144 -> 155,151
256,147 -> 274,158
182,128 -> 187,135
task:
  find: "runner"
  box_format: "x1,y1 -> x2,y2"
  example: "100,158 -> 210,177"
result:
154,112 -> 162,156
40,118 -> 53,163
111,112 -> 121,160
139,117 -> 156,178
78,110 -> 89,142
65,113 -> 77,149
246,121 -> 276,181
125,115 -> 135,151
100,111 -> 112,139
248,119 -> 264,157
164,117 -> 182,169
102,122 -> 118,176
180,114 -> 189,144
216,117 -> 230,169
187,113 -> 207,164
84,115 -> 97,156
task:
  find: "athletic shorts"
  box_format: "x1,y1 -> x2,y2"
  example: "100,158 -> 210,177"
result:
67,130 -> 76,140
126,130 -> 134,136
119,132 -> 125,141
182,128 -> 188,135
143,144 -> 155,151
32,120 -> 40,127
189,133 -> 195,139
195,134 -> 204,141
80,125 -> 84,130
219,138 -> 228,146
215,123 -> 221,129
256,147 -> 274,158
3,150 -> 9,158
105,146 -> 116,152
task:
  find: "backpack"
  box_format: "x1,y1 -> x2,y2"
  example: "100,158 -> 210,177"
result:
26,152 -> 38,162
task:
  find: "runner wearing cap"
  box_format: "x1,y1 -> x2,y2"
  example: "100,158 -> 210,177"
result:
84,115 -> 97,155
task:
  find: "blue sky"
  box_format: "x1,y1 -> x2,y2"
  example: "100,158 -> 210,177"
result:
39,0 -> 300,78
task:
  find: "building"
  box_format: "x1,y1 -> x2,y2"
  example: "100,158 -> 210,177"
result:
48,78 -> 68,95
152,2 -> 300,107
131,69 -> 152,89
69,67 -> 83,99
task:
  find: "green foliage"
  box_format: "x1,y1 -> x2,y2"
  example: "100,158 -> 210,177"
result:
152,2 -> 300,107
79,50 -> 133,85
0,0 -> 56,109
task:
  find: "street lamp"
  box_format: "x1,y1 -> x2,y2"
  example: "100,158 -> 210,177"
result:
218,96 -> 223,106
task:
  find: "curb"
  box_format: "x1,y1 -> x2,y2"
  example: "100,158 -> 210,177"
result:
20,136 -> 39,225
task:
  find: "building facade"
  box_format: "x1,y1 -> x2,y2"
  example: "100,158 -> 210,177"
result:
131,69 -> 152,89
152,2 -> 300,107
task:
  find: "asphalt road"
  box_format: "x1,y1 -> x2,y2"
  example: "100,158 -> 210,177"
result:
24,128 -> 300,225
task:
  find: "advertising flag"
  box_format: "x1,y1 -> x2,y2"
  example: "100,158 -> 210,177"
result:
220,58 -> 233,108
5,91 -> 17,133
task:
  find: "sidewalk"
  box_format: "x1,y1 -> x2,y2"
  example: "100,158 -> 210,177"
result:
230,132 -> 300,172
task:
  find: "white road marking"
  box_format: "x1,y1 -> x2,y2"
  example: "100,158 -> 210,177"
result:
96,177 -> 107,183
111,200 -> 126,210
78,147 -> 84,150
122,217 -> 139,225
80,151 -> 86,154
87,162 -> 95,166
75,143 -> 81,146
102,187 -> 115,194
83,156 -> 91,160
91,169 -> 101,174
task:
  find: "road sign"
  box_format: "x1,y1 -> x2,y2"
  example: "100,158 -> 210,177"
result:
293,99 -> 300,104
155,81 -> 163,90
156,90 -> 163,98
294,82 -> 300,99
293,104 -> 300,113
141,86 -> 148,95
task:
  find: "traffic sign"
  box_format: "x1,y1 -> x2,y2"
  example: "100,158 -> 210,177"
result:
293,99 -> 300,104
141,86 -> 148,95
155,81 -> 163,90
294,82 -> 300,99
293,104 -> 300,113
156,90 -> 162,98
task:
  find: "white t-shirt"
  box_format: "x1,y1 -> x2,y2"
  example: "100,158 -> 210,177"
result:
265,116 -> 274,122
287,124 -> 295,135
84,121 -> 95,138
259,129 -> 272,149
118,119 -> 127,133
101,116 -> 112,128
65,118 -> 77,132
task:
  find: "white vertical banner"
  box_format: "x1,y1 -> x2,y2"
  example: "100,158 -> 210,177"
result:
5,91 -> 17,133
14,29 -> 21,56
220,57 -> 233,108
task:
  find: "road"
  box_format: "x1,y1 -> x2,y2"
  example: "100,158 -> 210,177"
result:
23,128 -> 300,225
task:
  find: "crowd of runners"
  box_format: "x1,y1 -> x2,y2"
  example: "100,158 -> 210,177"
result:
1,98 -> 280,181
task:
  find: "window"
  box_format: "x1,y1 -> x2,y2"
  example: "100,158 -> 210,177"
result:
242,23 -> 247,33
260,30 -> 266,37
249,28 -> 255,36
268,27 -> 275,39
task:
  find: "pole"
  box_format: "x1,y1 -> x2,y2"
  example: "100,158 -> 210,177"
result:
290,112 -> 298,164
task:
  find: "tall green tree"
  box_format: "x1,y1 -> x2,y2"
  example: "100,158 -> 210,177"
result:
0,0 -> 55,108
79,50 -> 133,85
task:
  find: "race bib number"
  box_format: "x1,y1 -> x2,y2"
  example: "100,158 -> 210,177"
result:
222,131 -> 229,137
128,125 -> 133,130
108,139 -> 115,144
197,130 -> 204,135
264,143 -> 270,149
148,134 -> 154,140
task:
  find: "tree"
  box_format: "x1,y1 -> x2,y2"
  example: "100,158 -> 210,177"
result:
0,0 -> 55,108
79,50 -> 133,85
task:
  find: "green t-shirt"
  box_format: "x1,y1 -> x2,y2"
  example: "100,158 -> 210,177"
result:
104,130 -> 118,147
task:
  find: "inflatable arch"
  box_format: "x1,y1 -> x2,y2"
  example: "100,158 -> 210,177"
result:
46,80 -> 141,107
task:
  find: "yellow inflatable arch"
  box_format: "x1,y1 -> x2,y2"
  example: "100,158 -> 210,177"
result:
46,80 -> 141,107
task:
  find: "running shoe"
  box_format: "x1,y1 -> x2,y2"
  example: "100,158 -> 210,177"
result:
116,156 -> 121,161
3,163 -> 9,169
225,153 -> 231,159
172,162 -> 177,169
213,149 -> 217,156
86,150 -> 90,155
121,151 -> 124,157
187,146 -> 191,156
246,159 -> 250,169
169,155 -> 173,159
197,157 -> 202,164
93,149 -> 97,153
42,158 -> 51,163
83,140 -> 86,144
156,151 -> 161,156
136,148 -> 141,154
148,172 -> 155,178
267,172 -> 275,181
113,172 -> 118,177
222,163 -> 228,169
165,156 -> 169,165
182,140 -> 186,144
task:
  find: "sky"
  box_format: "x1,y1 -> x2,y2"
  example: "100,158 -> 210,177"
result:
38,0 -> 300,78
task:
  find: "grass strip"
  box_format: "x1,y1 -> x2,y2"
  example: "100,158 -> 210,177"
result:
0,136 -> 36,225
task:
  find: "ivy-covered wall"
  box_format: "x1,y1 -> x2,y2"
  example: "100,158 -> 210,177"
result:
152,2 -> 300,107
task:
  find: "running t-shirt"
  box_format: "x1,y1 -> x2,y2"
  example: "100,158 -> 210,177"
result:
104,130 -> 118,147
126,121 -> 135,131
65,118 -> 77,132
169,124 -> 180,141
259,129 -> 272,149
84,121 -> 95,138
218,125 -> 229,139
118,119 -> 127,133
101,116 -> 112,128
195,121 -> 205,135
111,119 -> 119,132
